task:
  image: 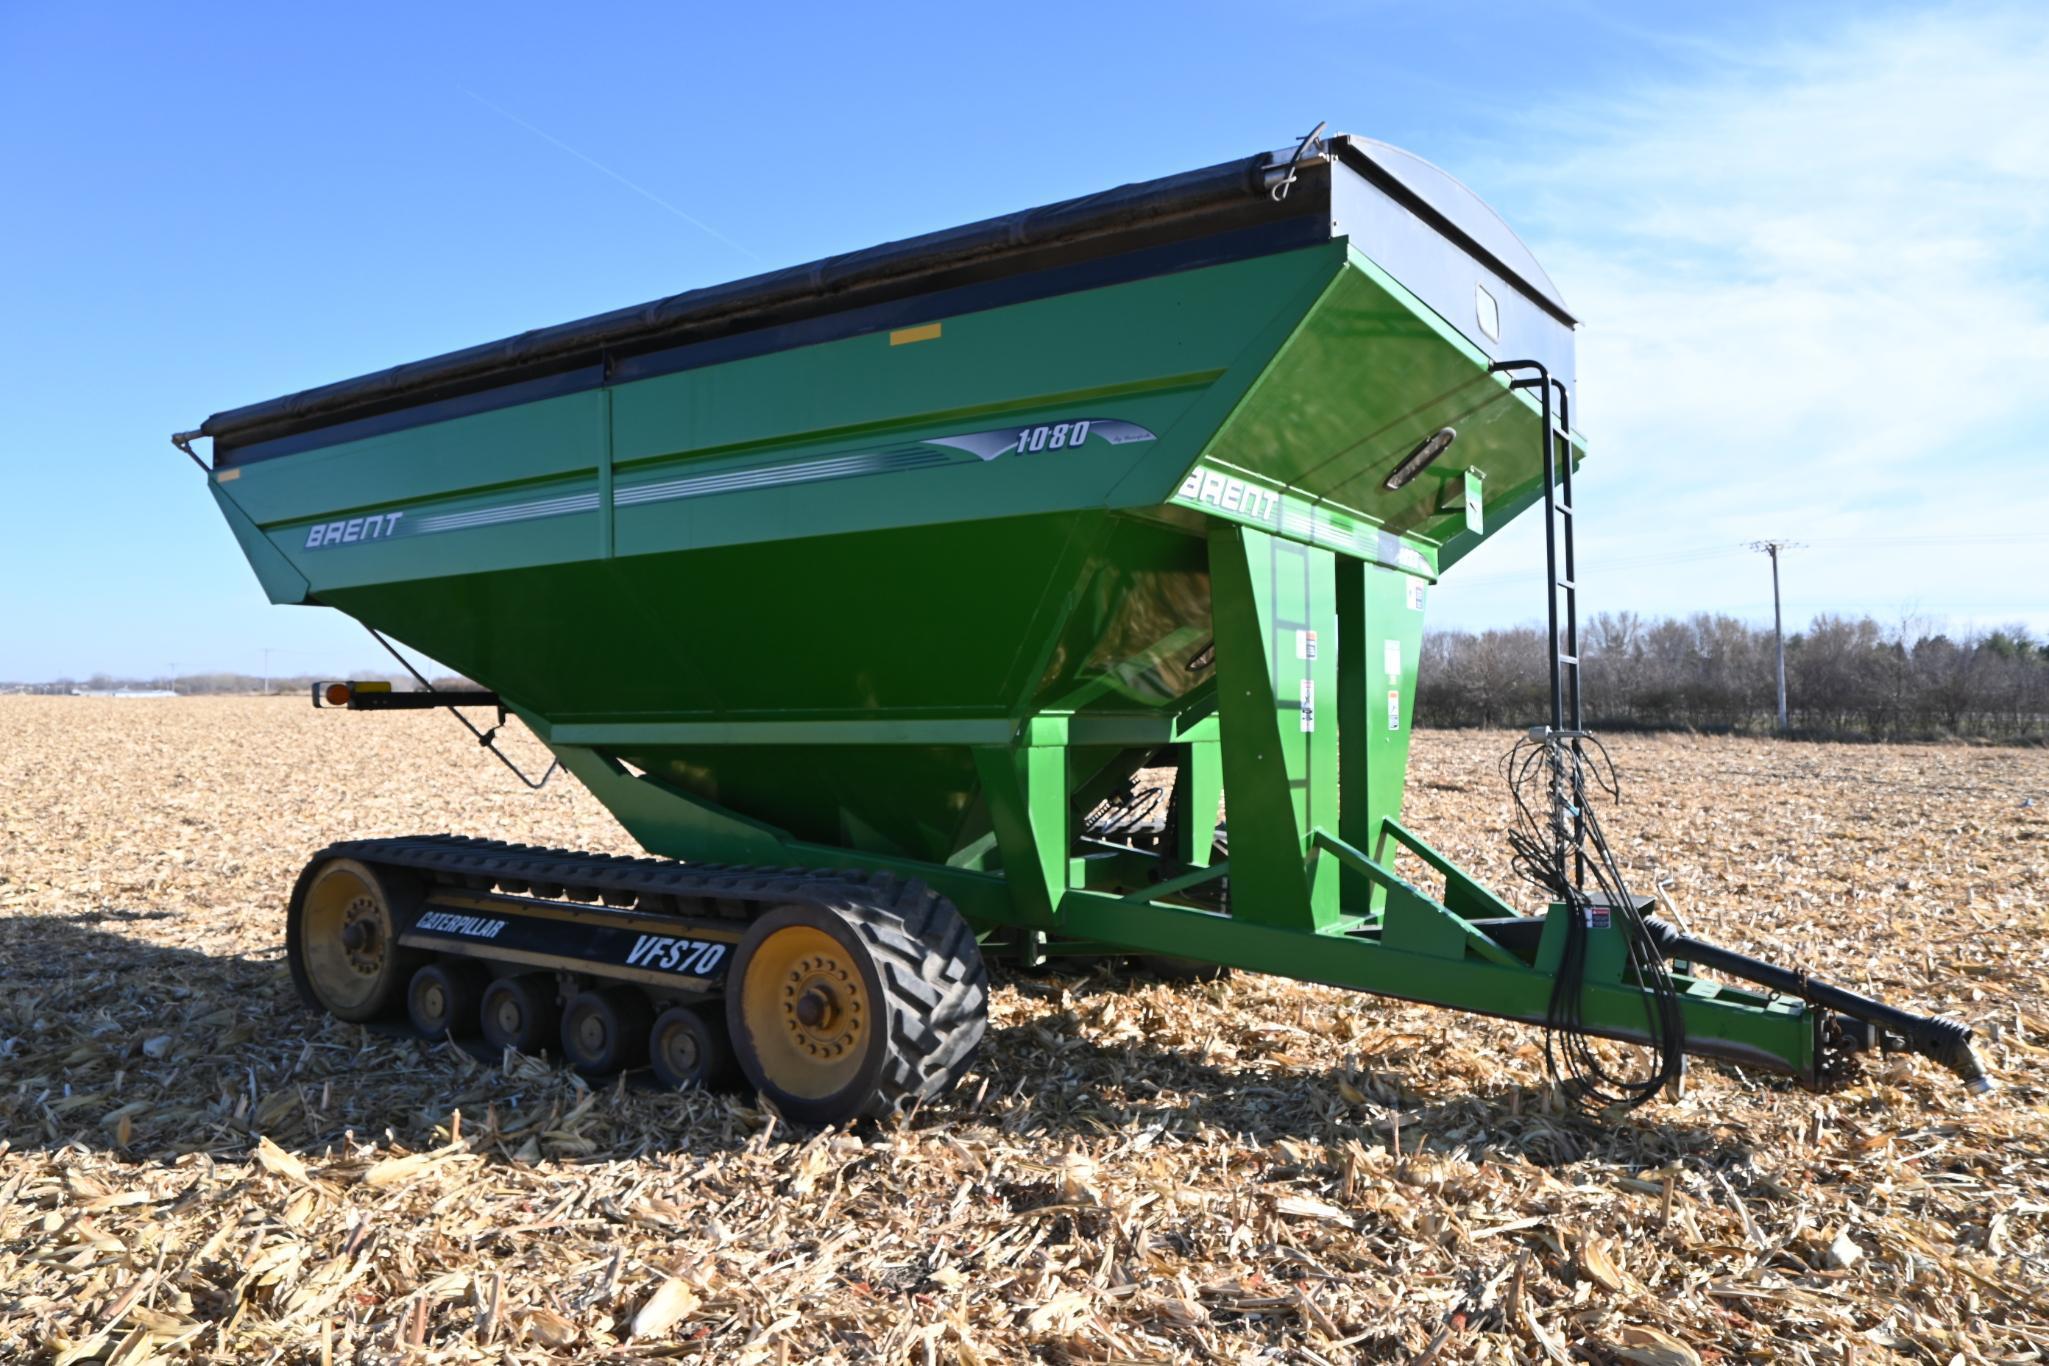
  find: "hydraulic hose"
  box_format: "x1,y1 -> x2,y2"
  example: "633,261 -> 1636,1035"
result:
1641,918 -> 1993,1094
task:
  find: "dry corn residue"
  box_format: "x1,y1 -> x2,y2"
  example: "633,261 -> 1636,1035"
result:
2,696 -> 2046,1363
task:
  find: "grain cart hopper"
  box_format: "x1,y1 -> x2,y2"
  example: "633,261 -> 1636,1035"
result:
177,130 -> 1989,1123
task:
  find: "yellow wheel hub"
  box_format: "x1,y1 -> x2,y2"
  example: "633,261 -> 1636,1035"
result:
740,925 -> 869,1100
301,861 -> 394,1014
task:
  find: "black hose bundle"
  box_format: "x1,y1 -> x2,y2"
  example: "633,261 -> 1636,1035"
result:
1501,731 -> 1686,1111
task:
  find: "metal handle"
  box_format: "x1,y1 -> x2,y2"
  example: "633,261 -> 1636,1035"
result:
1265,120 -> 1329,201
171,429 -> 210,473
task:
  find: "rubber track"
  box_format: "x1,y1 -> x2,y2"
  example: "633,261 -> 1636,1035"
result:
314,834 -> 987,1113
308,833 -> 928,913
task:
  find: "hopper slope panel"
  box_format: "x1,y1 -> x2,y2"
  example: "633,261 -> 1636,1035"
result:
319,511 -> 1215,726
318,559 -> 720,721
1021,512 -> 1214,714
1204,251 -> 1567,562
621,745 -> 984,863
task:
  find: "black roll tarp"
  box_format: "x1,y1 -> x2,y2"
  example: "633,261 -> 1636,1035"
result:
199,150 -> 1290,450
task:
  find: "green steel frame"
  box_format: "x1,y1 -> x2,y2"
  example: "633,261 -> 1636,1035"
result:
517,518 -> 1819,1084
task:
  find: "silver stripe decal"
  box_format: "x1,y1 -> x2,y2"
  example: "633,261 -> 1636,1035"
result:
299,447 -> 954,549
295,417 -> 1154,551
414,492 -> 602,533
614,447 -> 947,506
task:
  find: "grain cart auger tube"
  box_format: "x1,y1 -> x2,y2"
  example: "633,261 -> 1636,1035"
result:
182,128 -> 1991,1124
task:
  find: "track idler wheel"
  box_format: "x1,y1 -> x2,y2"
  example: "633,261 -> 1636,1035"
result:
726,892 -> 988,1125
560,985 -> 654,1076
287,857 -> 429,1023
648,1004 -> 739,1091
407,961 -> 487,1038
480,974 -> 561,1056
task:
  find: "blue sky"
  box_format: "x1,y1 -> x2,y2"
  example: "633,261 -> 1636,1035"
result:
2,1 -> 2043,680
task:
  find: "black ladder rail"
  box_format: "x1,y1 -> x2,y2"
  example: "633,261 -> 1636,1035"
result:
1550,376 -> 1580,736
1489,360 -> 1583,886
1548,376 -> 1585,886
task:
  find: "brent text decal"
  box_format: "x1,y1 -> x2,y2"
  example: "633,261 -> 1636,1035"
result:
1176,466 -> 1280,521
306,512 -> 404,548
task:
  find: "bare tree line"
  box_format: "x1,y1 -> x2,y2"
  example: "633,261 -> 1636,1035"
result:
1418,612 -> 2049,741
11,615 -> 2047,742
5,673 -> 465,696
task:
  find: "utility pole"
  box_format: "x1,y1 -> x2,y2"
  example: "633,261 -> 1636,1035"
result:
1747,541 -> 1802,732
261,648 -> 274,696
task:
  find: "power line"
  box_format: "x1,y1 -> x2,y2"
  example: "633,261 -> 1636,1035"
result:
457,87 -> 763,264
1450,530 -> 2039,588
1802,531 -> 2038,549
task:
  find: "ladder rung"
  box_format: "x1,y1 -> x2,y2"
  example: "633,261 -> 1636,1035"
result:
1546,416 -> 1578,680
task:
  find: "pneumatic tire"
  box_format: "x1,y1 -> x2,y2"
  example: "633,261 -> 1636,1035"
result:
726,884 -> 987,1125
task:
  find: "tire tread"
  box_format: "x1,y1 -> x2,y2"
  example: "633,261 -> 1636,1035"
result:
824,886 -> 988,1119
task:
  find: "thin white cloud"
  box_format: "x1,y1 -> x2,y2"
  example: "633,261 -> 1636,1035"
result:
1436,5 -> 2049,637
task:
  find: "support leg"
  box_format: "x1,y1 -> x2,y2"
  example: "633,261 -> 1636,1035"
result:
1207,523 -> 1339,930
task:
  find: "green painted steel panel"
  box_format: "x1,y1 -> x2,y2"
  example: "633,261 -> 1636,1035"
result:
1200,248 -> 1558,548
1338,560 -> 1427,914
1205,524 -> 1340,930
606,250 -> 1330,473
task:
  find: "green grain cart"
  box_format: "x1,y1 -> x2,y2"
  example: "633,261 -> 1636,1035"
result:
179,131 -> 1987,1123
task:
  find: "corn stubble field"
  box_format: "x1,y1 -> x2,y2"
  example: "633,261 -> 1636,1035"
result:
2,696 -> 2045,1365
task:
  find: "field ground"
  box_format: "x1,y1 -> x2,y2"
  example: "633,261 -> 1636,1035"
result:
2,696 -> 2045,1363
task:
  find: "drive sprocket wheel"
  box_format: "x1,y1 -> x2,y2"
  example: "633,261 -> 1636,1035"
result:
726,886 -> 987,1125
287,857 -> 428,1022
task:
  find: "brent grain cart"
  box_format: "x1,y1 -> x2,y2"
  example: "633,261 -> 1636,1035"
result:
177,130 -> 1989,1124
